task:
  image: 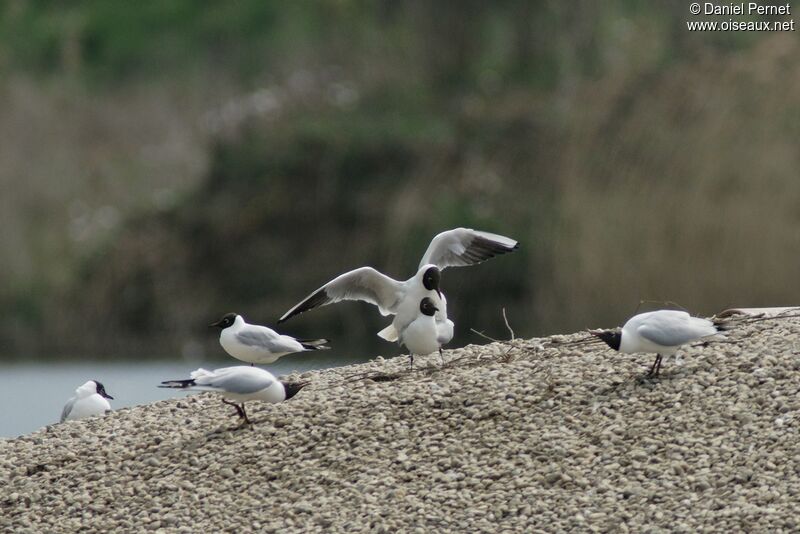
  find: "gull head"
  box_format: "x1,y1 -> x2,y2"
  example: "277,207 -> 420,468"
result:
92,380 -> 114,400
421,265 -> 442,297
590,329 -> 622,351
419,297 -> 439,317
282,381 -> 310,400
210,312 -> 238,330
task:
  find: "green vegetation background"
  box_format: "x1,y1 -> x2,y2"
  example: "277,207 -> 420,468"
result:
0,1 -> 798,361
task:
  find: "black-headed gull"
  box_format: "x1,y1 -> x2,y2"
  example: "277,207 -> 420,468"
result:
277,228 -> 518,350
60,380 -> 114,423
159,366 -> 308,424
591,309 -> 721,377
210,313 -> 329,365
399,297 -> 444,369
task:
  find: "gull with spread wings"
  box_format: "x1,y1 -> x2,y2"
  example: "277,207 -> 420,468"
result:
278,228 -> 519,355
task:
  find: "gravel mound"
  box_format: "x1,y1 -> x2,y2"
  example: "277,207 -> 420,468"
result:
2,314 -> 800,532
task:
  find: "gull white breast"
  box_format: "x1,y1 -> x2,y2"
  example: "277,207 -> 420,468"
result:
60,380 -> 114,423
210,313 -> 329,365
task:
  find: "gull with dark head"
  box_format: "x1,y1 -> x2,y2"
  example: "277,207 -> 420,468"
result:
159,366 -> 308,425
591,309 -> 722,377
278,228 -> 519,354
399,297 -> 445,369
60,380 -> 114,423
210,313 -> 329,365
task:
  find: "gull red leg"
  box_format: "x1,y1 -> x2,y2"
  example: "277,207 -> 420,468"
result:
222,398 -> 246,420
647,354 -> 663,377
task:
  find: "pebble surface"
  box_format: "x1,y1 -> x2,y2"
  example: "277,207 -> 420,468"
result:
2,315 -> 800,532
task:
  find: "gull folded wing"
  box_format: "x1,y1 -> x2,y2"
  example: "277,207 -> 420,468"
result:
235,328 -> 301,353
193,367 -> 272,395
60,398 -> 76,423
637,312 -> 716,347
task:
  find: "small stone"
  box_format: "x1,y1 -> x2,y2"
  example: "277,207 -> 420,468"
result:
219,468 -> 235,478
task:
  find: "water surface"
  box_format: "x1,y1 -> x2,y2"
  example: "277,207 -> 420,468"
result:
0,352 -> 370,438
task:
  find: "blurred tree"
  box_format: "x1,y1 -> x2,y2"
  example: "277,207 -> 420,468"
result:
0,1 -> 797,360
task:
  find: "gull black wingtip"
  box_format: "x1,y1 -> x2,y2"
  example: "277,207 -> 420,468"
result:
299,338 -> 331,351
159,379 -> 195,389
712,319 -> 732,332
278,289 -> 328,324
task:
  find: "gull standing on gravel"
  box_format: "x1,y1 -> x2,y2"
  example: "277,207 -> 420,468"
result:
591,310 -> 722,377
278,227 -> 518,352
210,313 -> 329,365
399,297 -> 445,369
159,366 -> 308,425
60,380 -> 114,423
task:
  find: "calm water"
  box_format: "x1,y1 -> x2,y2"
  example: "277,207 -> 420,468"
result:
0,352 -> 371,438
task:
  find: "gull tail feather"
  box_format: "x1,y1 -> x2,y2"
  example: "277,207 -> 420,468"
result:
377,324 -> 399,342
712,320 -> 734,332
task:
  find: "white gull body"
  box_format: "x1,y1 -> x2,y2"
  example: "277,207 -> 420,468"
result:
595,309 -> 721,376
60,380 -> 113,423
164,366 -> 289,403
213,313 -> 328,365
397,297 -> 443,368
620,310 -> 718,356
159,366 -> 308,424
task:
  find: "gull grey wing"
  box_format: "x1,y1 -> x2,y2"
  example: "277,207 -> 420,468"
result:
60,397 -> 76,423
418,228 -> 519,270
235,328 -> 297,353
279,267 -> 402,323
636,314 -> 713,347
637,324 -> 697,347
196,369 -> 272,395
